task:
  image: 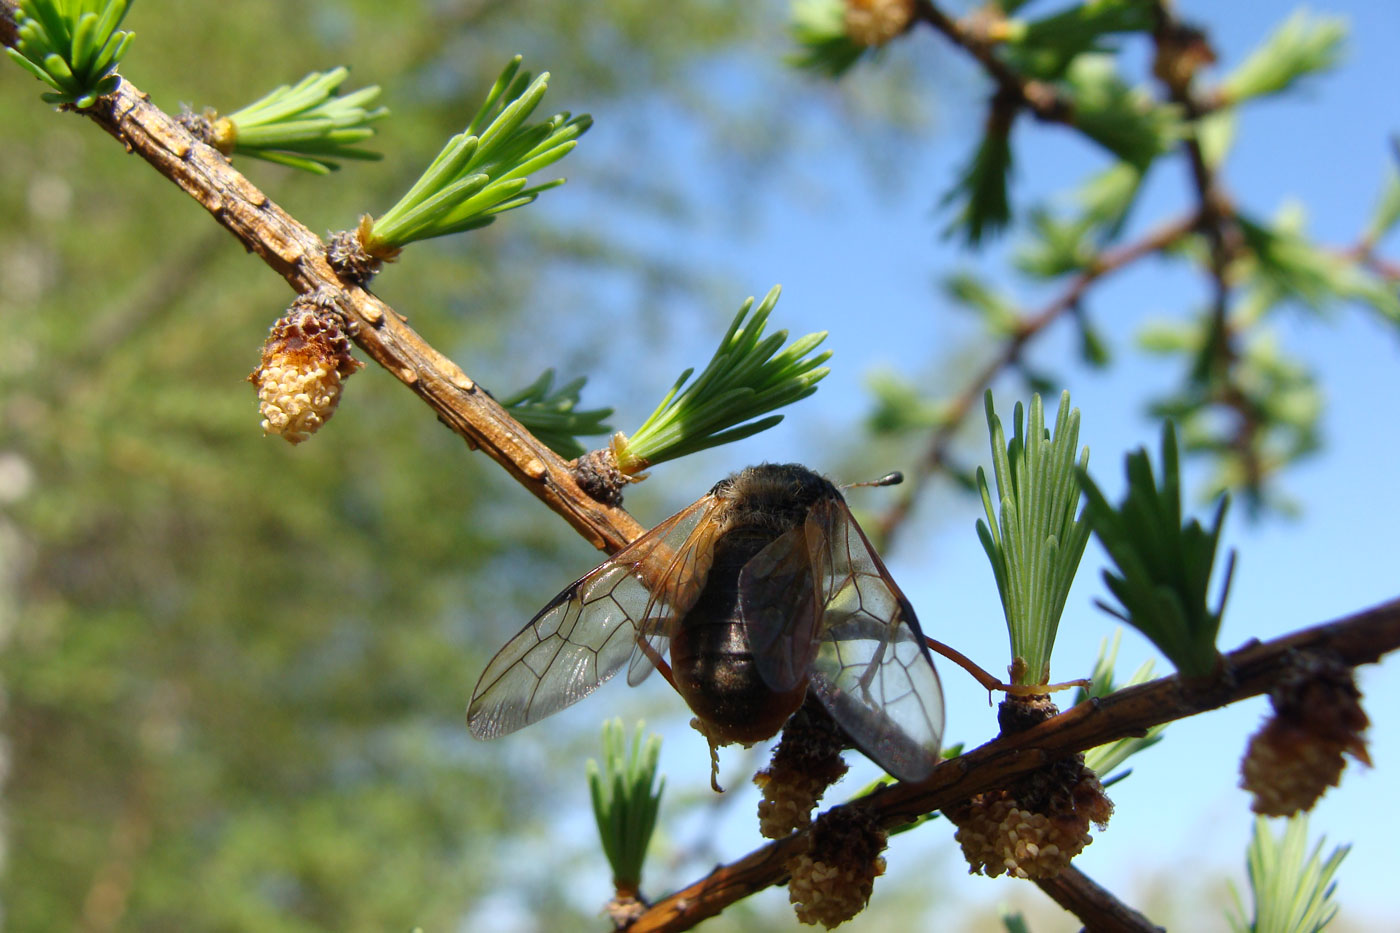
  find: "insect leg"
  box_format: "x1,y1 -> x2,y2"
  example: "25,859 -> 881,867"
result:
636,630 -> 676,688
922,636 -> 1089,703
855,636 -> 889,706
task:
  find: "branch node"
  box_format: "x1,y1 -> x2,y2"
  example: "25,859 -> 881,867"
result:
326,216 -> 395,285
573,446 -> 629,507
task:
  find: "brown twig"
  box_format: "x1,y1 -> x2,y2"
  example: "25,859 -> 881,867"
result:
18,64 -> 646,555
1148,4 -> 1273,493
1339,241 -> 1400,283
913,1 -> 1072,125
874,210 -> 1201,548
1035,866 -> 1162,933
1153,33 -> 1233,321
626,596 -> 1400,932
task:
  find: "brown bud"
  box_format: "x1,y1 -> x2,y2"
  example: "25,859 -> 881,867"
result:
573,446 -> 628,507
178,107 -> 237,155
327,215 -> 401,285
1152,22 -> 1216,95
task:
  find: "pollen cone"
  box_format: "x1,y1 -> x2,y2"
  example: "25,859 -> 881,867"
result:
250,296 -> 362,445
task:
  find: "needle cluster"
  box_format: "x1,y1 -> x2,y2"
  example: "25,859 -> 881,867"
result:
363,55 -> 590,253
1077,630 -> 1165,780
1227,815 -> 1348,933
976,390 -> 1090,686
212,67 -> 386,174
1079,421 -> 1233,678
613,286 -> 830,473
7,0 -> 132,108
499,369 -> 613,460
586,719 -> 665,896
787,0 -> 867,77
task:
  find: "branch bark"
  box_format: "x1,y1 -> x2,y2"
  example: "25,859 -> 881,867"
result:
627,596 -> 1400,932
1035,866 -> 1162,933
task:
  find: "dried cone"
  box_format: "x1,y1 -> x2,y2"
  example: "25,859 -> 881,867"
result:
250,297 -> 363,444
787,805 -> 887,929
948,695 -> 1113,880
755,698 -> 849,839
843,0 -> 915,47
1241,652 -> 1370,816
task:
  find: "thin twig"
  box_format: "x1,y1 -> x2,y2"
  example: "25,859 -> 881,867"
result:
626,595 -> 1400,932
875,210 -> 1201,548
1035,866 -> 1162,933
10,61 -> 647,555
1149,4 -> 1271,493
913,1 -> 1072,124
1153,42 -> 1232,317
1338,242 -> 1400,283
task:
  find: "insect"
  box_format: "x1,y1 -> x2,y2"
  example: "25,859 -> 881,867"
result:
468,463 -> 945,782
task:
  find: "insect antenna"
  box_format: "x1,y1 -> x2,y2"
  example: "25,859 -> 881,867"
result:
842,471 -> 903,490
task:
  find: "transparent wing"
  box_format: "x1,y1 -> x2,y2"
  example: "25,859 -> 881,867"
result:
739,524 -> 823,693
626,506 -> 724,686
624,631 -> 667,687
804,499 -> 945,782
468,495 -> 720,738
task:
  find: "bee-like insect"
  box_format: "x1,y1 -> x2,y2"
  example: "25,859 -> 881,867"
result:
468,463 -> 945,782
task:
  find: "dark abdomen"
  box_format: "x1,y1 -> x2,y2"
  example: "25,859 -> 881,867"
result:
669,528 -> 807,744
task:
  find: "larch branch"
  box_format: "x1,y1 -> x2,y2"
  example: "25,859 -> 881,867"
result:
627,596 -> 1400,932
0,50 -> 647,553
6,12 -> 1399,928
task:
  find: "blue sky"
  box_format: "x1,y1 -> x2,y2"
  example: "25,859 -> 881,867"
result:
485,2 -> 1400,928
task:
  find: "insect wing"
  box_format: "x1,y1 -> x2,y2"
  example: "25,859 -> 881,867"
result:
468,496 -> 719,738
804,499 -> 945,782
626,511 -> 722,686
739,524 -> 823,693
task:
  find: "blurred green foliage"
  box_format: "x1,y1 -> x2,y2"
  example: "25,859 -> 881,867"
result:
0,1 -> 771,929
1227,815 -> 1348,933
